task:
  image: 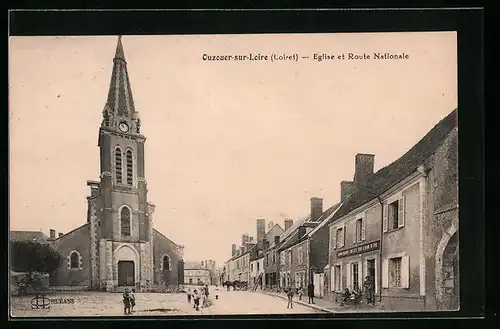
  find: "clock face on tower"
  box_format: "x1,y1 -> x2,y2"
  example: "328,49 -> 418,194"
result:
119,122 -> 129,133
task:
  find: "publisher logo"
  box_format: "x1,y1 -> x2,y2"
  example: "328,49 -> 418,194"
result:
30,294 -> 76,309
30,294 -> 50,309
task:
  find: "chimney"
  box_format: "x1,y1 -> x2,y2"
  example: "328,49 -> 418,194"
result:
49,229 -> 55,239
354,153 -> 375,187
274,236 -> 280,244
241,234 -> 250,246
310,197 -> 323,222
58,232 -> 63,238
341,181 -> 356,202
231,244 -> 236,256
284,219 -> 293,231
256,219 -> 266,247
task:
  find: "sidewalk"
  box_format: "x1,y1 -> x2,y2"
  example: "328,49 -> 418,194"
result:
253,290 -> 383,314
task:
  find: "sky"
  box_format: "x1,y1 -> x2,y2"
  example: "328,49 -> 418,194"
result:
9,32 -> 457,267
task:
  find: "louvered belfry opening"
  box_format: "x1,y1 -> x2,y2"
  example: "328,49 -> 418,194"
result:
115,148 -> 122,183
126,150 -> 133,185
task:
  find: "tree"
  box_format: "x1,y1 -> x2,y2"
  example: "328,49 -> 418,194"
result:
10,241 -> 62,275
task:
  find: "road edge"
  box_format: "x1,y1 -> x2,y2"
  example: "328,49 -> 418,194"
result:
251,291 -> 335,314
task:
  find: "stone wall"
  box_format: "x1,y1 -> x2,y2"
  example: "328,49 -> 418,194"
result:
50,224 -> 91,287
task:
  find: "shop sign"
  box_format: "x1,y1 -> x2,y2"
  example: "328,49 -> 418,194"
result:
337,240 -> 380,258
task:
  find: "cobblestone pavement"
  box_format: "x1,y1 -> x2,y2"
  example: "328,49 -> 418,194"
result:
10,289 -> 322,317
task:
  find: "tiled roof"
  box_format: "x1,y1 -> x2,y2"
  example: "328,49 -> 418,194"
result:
184,262 -> 209,270
331,109 -> 458,222
10,231 -> 49,244
279,215 -> 311,243
307,203 -> 342,237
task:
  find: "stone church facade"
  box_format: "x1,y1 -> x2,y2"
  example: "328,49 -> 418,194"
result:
48,36 -> 184,291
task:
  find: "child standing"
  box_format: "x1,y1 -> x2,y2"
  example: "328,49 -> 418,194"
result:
215,285 -> 219,300
193,289 -> 201,311
122,288 -> 131,315
187,288 -> 192,304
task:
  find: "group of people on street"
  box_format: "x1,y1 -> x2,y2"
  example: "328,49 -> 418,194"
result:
186,284 -> 215,311
340,276 -> 375,306
122,288 -> 136,315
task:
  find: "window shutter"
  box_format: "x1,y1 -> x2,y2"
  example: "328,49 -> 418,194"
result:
78,255 -> 83,270
383,204 -> 388,232
358,261 -> 363,291
346,263 -> 351,290
382,258 -> 389,288
332,227 -> 337,250
67,255 -> 71,270
342,224 -> 346,247
398,196 -> 406,228
330,266 -> 335,291
353,220 -> 357,244
361,218 -> 366,241
401,256 -> 410,289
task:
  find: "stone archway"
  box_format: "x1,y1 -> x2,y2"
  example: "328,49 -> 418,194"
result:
435,217 -> 459,310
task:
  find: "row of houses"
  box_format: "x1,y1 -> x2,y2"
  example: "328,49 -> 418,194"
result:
224,109 -> 458,311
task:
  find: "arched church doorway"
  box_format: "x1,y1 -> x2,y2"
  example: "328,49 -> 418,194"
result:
118,261 -> 135,287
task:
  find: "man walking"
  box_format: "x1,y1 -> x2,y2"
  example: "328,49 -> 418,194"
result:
307,282 -> 315,304
286,288 -> 294,309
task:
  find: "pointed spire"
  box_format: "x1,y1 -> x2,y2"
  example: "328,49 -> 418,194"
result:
105,36 -> 136,120
114,35 -> 126,61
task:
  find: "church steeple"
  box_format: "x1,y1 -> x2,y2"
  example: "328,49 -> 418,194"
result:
102,36 -> 140,133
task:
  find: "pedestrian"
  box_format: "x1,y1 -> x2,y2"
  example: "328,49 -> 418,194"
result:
307,282 -> 315,304
340,287 -> 351,306
130,288 -> 136,313
193,289 -> 201,311
122,288 -> 132,315
297,286 -> 303,301
363,276 -> 374,305
215,284 -> 219,300
204,284 -> 210,298
286,288 -> 294,309
187,288 -> 192,303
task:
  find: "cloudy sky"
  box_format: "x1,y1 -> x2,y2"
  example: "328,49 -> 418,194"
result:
9,32 -> 457,266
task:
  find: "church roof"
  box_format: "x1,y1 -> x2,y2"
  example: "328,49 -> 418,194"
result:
106,36 -> 136,116
153,229 -> 182,249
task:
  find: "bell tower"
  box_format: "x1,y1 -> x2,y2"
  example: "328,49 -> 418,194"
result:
97,35 -> 150,243
89,36 -> 154,291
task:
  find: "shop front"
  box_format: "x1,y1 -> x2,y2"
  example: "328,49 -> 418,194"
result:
331,240 -> 380,299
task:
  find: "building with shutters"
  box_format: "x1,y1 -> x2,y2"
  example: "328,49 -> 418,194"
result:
326,109 -> 458,311
17,36 -> 185,292
277,200 -> 342,298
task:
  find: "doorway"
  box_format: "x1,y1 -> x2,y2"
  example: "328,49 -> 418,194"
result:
118,261 -> 135,287
367,259 -> 375,281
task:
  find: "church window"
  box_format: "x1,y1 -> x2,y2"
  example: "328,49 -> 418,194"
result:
67,251 -> 82,270
126,150 -> 133,185
115,148 -> 123,184
103,111 -> 110,126
162,255 -> 171,271
121,207 -> 131,236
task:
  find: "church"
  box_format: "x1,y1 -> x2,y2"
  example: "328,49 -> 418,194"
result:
40,37 -> 184,291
